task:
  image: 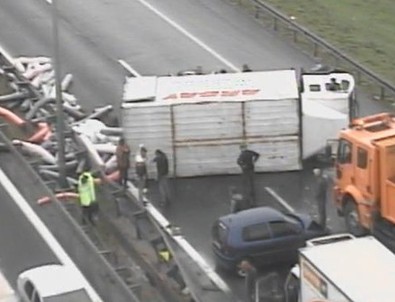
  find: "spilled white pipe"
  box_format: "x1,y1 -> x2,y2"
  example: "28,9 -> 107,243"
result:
61,74 -> 73,91
38,169 -> 78,186
75,134 -> 105,170
84,105 -> 113,120
104,155 -> 117,173
100,127 -> 123,137
12,140 -> 56,164
93,143 -> 116,154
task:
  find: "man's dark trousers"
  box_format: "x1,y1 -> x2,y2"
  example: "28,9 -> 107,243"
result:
242,169 -> 256,207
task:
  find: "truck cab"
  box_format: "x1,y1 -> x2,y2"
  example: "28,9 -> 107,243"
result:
334,113 -> 395,238
299,70 -> 357,158
285,234 -> 395,302
300,70 -> 356,117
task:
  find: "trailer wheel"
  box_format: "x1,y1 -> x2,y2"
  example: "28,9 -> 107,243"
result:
344,200 -> 367,236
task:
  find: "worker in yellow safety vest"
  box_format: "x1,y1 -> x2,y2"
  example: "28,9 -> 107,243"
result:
78,171 -> 97,225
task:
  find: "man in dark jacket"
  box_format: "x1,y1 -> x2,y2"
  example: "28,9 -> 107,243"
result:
115,138 -> 130,188
153,149 -> 171,207
237,144 -> 260,207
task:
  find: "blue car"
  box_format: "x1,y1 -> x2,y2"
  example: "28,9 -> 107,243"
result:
211,207 -> 327,276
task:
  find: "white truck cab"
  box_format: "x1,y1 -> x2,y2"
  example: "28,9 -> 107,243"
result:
285,234 -> 395,302
300,71 -> 357,158
301,71 -> 356,114
17,265 -> 94,302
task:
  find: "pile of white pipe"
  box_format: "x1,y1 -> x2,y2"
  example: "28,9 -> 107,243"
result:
1,55 -> 122,187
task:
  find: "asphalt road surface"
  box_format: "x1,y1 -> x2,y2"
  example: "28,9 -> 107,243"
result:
0,0 -> 393,300
0,167 -> 59,287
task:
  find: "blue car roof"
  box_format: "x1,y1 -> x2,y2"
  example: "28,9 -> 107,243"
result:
219,207 -> 286,228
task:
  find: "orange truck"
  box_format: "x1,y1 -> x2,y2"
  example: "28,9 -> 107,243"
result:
333,112 -> 395,248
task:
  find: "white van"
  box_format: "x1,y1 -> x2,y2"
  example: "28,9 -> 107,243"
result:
17,265 -> 94,302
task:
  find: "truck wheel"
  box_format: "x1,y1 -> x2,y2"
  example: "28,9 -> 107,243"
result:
344,201 -> 367,236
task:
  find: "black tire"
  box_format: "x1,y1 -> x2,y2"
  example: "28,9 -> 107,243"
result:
344,200 -> 368,236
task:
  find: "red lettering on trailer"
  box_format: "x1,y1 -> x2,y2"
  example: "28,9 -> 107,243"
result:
242,89 -> 260,95
163,89 -> 260,100
180,92 -> 198,98
221,90 -> 240,97
163,93 -> 178,100
199,91 -> 219,97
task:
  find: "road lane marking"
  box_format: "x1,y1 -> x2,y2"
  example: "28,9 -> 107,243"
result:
134,0 -> 241,72
118,59 -> 141,77
0,168 -> 102,301
264,186 -> 296,213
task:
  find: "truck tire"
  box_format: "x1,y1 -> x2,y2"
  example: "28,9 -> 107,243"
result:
344,200 -> 367,236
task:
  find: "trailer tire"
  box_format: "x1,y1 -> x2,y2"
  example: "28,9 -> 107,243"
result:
344,200 -> 367,236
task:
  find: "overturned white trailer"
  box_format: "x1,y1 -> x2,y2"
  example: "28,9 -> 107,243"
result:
121,69 -> 355,177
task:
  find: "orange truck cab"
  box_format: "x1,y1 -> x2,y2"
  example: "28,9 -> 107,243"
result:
334,113 -> 395,247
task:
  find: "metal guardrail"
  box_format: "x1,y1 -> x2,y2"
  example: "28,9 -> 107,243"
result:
235,0 -> 395,100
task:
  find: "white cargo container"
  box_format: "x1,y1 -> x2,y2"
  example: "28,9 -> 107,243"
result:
287,235 -> 395,302
121,69 -> 355,177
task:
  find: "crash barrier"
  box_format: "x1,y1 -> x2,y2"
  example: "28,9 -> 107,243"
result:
95,183 -> 189,302
0,51 -> 195,300
0,131 -> 139,302
231,0 -> 395,100
121,184 -> 238,302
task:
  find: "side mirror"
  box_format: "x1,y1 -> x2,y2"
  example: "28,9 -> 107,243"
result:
325,139 -> 339,160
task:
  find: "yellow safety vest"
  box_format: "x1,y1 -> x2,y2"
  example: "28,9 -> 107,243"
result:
78,172 -> 96,206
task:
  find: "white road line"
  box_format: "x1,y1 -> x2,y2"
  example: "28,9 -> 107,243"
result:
126,182 -> 232,294
264,186 -> 296,213
135,0 -> 241,72
118,59 -> 141,77
0,168 -> 102,301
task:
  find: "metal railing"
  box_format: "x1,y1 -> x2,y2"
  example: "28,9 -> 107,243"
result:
234,0 -> 395,100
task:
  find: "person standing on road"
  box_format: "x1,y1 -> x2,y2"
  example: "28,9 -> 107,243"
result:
115,137 -> 131,189
242,64 -> 252,72
135,144 -> 148,202
229,186 -> 245,213
313,168 -> 329,230
153,149 -> 171,207
237,144 -> 260,208
239,259 -> 258,302
78,171 -> 97,225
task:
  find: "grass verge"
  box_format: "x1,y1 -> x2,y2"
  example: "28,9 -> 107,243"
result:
262,0 -> 395,85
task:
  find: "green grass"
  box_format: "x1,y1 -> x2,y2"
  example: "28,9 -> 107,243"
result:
263,0 -> 395,84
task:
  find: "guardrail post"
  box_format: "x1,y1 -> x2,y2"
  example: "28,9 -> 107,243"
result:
380,86 -> 385,100
255,5 -> 260,18
313,43 -> 319,57
273,17 -> 278,31
356,71 -> 362,84
292,29 -> 297,43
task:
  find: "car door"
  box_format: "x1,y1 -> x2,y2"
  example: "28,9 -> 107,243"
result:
266,220 -> 304,264
240,222 -> 273,266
